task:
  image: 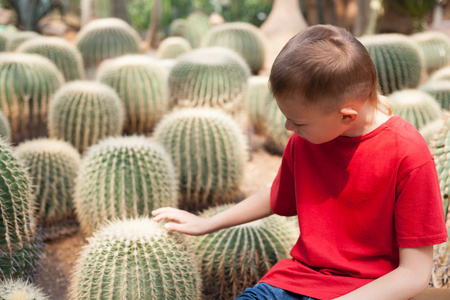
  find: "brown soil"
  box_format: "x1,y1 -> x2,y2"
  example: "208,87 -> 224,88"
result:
34,136 -> 282,300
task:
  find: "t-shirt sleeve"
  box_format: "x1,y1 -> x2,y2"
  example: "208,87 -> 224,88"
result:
270,135 -> 297,217
395,159 -> 448,248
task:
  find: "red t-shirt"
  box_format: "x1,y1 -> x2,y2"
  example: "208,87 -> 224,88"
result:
260,116 -> 448,300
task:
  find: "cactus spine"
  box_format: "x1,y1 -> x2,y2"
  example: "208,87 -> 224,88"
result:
5,31 -> 39,51
0,53 -> 64,144
156,37 -> 192,59
69,217 -> 202,300
359,34 -> 424,95
420,80 -> 450,110
412,31 -> 450,74
246,75 -> 271,134
17,37 -> 86,81
190,204 -> 298,299
48,81 -> 124,153
0,139 -> 38,280
168,47 -> 250,114
153,108 -> 247,212
97,55 -> 168,135
201,22 -> 267,74
74,136 -> 178,235
15,139 -> 81,240
0,109 -> 11,142
263,93 -> 292,155
0,279 -> 49,300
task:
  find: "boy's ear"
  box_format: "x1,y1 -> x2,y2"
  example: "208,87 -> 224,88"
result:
339,107 -> 358,124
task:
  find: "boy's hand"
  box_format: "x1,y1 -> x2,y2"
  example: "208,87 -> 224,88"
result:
152,207 -> 211,236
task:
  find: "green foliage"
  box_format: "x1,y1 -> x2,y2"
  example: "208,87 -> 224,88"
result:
168,47 -> 250,114
74,136 -> 178,236
0,279 -> 49,300
69,217 -> 202,299
0,52 -> 64,144
156,36 -> 192,59
245,75 -> 271,134
0,139 -> 38,281
420,80 -> 450,110
17,36 -> 85,81
359,34 -> 424,95
201,22 -> 267,74
153,108 -> 248,212
190,204 -> 297,299
5,31 -> 39,51
96,55 -> 168,135
75,18 -> 141,67
15,138 -> 81,240
412,31 -> 450,74
390,0 -> 436,31
48,81 -> 124,153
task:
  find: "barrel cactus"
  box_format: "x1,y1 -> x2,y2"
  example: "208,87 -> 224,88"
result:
190,204 -> 297,300
5,31 -> 39,51
0,53 -> 64,144
420,80 -> 450,110
246,75 -> 271,134
412,31 -> 450,74
263,93 -> 292,155
430,65 -> 450,82
97,55 -> 168,135
0,32 -> 8,51
75,18 -> 141,68
0,140 -> 39,280
15,139 -> 81,240
168,47 -> 251,114
0,109 -> 11,142
201,22 -> 267,74
185,12 -> 210,48
74,136 -> 178,236
69,217 -> 202,300
153,108 -> 247,212
169,18 -> 187,37
48,81 -> 124,153
359,34 -> 424,95
0,279 -> 49,299
17,36 -> 85,81
156,37 -> 192,59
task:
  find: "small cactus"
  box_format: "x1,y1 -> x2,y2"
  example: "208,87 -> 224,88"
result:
359,34 -> 424,95
5,31 -> 39,51
0,53 -> 64,144
201,22 -> 267,74
168,47 -> 251,114
0,32 -> 9,51
96,55 -> 168,135
0,139 -> 39,281
48,81 -> 124,153
69,217 -> 202,300
245,75 -> 271,134
263,93 -> 292,155
156,37 -> 192,59
75,18 -> 141,68
17,36 -> 86,81
390,89 -> 442,130
0,109 -> 11,142
185,12 -> 210,48
412,31 -> 450,74
74,136 -> 178,235
153,108 -> 248,212
190,204 -> 298,300
429,65 -> 450,82
169,18 -> 187,37
420,80 -> 450,110
0,279 -> 49,300
15,138 -> 81,240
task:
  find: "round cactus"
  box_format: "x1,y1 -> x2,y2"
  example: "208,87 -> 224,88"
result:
96,55 -> 168,135
390,89 -> 442,130
0,32 -> 9,51
185,12 -> 210,48
429,65 -> 450,82
169,18 -> 187,37
0,279 -> 49,300
168,47 -> 251,114
15,138 -> 81,240
74,136 -> 178,235
75,18 -> 141,68
156,37 -> 192,59
5,31 -> 39,51
412,31 -> 450,74
359,34 -> 424,95
48,81 -> 124,153
69,217 -> 202,300
245,75 -> 271,134
201,22 -> 267,74
153,108 -> 248,212
0,109 -> 11,142
190,204 -> 298,300
0,53 -> 64,144
0,139 -> 38,281
263,93 -> 292,155
420,80 -> 450,110
17,36 -> 85,81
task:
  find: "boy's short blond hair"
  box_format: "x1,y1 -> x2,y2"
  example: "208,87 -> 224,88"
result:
269,25 -> 388,114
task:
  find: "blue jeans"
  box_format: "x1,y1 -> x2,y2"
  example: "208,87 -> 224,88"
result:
236,283 -> 317,300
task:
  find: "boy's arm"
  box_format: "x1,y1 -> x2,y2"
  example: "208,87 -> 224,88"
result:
334,246 -> 433,300
152,187 -> 272,236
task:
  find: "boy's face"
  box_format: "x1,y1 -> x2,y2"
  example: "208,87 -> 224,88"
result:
276,95 -> 353,144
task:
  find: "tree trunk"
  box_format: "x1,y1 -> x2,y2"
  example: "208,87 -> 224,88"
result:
147,0 -> 161,50
353,0 -> 371,36
260,0 -> 308,72
112,0 -> 130,23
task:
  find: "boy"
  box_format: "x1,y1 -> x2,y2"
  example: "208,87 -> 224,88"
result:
152,25 -> 448,299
